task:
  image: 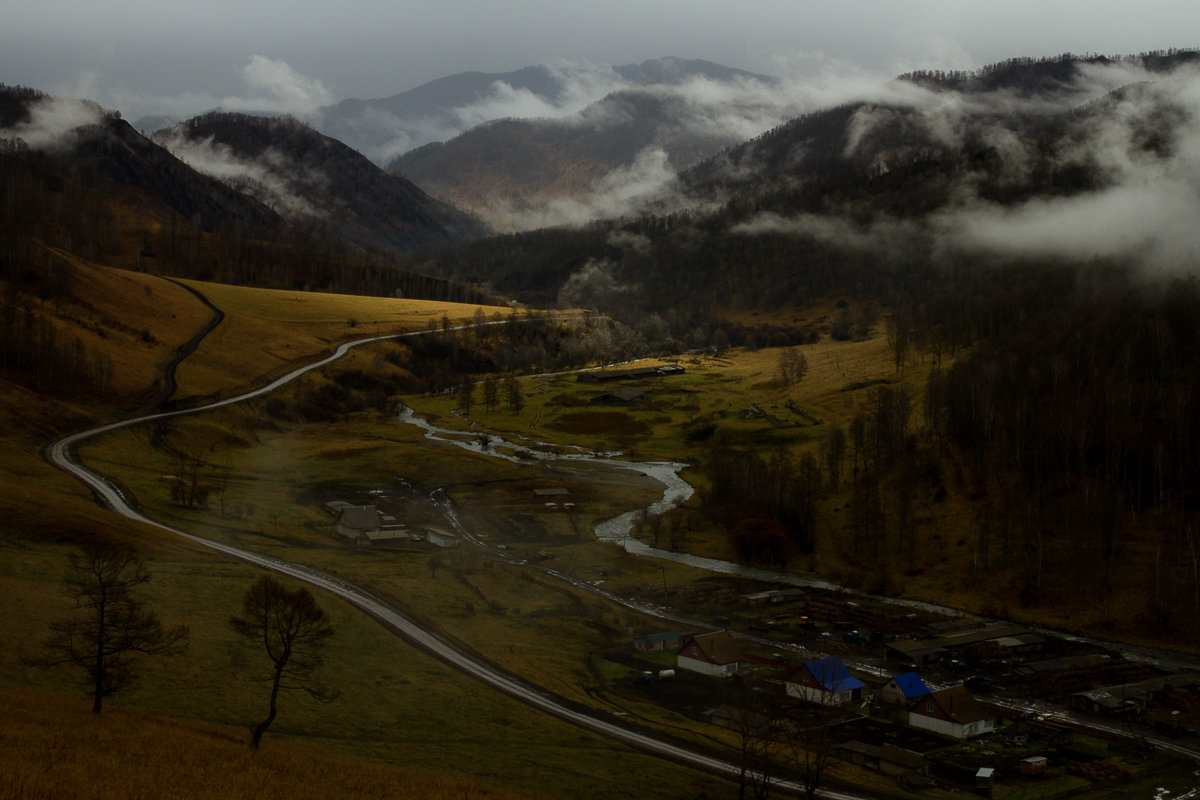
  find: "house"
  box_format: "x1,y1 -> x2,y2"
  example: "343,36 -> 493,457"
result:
676,631 -> 744,677
336,505 -> 382,541
786,655 -> 867,706
877,672 -> 932,706
590,387 -> 645,405
908,685 -> 994,739
633,631 -> 682,653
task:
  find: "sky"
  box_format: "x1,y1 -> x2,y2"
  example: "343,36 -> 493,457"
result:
3,0 -> 1199,122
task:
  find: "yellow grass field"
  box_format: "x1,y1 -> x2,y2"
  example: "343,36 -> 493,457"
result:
0,687 -> 545,800
172,279 -> 512,401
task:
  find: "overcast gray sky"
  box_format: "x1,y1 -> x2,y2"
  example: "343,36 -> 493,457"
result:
3,0 -> 1198,120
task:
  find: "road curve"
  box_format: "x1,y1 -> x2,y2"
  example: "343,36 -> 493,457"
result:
44,325 -> 868,800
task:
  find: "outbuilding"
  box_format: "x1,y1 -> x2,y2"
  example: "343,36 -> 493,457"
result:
424,526 -> 459,548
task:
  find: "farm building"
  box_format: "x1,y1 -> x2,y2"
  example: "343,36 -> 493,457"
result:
908,685 -> 994,739
590,387 -> 645,405
886,638 -> 946,665
676,631 -> 745,677
785,655 -> 867,706
424,526 -> 459,548
633,631 -> 682,653
888,621 -> 1038,665
360,527 -> 410,546
336,505 -> 382,541
577,365 -> 685,383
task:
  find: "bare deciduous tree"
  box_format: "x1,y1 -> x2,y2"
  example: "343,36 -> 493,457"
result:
230,575 -> 336,748
776,346 -> 808,387
41,536 -> 188,713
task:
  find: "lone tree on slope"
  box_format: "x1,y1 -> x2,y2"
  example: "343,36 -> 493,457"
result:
41,535 -> 189,713
230,575 -> 336,748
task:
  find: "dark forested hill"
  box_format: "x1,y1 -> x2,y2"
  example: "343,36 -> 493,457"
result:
155,112 -> 490,254
0,85 -> 494,303
388,86 -> 748,229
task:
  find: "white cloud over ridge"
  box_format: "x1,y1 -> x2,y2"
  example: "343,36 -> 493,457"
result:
155,127 -> 325,219
0,95 -> 106,151
731,61 -> 1200,274
226,55 -> 333,114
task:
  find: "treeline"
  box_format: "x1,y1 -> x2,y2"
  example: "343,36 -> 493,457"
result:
701,255 -> 1200,629
148,213 -> 493,303
898,48 -> 1200,91
925,268 -> 1200,618
0,283 -> 113,395
701,442 -> 823,566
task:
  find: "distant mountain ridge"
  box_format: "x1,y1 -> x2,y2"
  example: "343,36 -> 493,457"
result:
679,49 -> 1200,204
387,85 -> 758,230
309,57 -> 777,165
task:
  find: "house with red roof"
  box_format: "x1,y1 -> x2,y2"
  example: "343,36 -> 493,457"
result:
908,685 -> 994,739
676,631 -> 744,677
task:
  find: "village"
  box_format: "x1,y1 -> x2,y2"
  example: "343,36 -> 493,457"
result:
319,485 -> 1200,795
611,590 -> 1200,796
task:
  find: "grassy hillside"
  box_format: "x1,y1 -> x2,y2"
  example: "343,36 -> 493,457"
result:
0,690 -> 544,800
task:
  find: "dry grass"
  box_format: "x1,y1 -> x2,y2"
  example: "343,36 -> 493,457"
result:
40,255 -> 217,407
172,279 -> 510,400
0,687 -> 543,800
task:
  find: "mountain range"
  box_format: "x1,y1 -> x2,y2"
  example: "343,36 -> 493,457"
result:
310,57 -> 776,164
133,57 -> 786,230
7,49 -> 1200,303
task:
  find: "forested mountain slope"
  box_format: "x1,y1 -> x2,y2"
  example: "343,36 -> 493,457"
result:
155,112 -> 490,254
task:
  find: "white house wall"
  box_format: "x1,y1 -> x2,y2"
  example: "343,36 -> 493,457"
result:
677,655 -> 737,677
908,714 -> 994,739
786,683 -> 843,705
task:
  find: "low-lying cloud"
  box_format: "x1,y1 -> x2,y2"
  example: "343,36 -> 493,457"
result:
734,61 -> 1200,273
482,146 -> 684,231
0,95 -> 106,151
224,55 -> 333,115
155,127 -> 324,219
78,56 -> 334,130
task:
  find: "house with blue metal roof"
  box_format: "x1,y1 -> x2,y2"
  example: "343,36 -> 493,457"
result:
878,672 -> 932,707
785,655 -> 867,706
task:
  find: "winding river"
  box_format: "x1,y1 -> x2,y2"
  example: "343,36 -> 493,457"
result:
400,404 -> 1200,673
400,405 -> 963,604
